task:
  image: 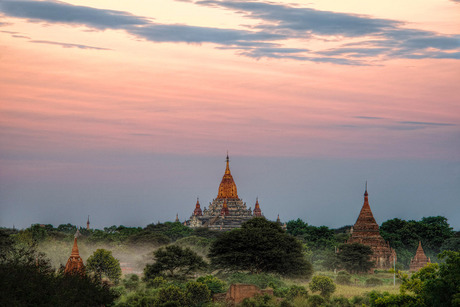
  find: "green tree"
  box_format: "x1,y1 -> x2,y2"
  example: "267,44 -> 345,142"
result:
185,281 -> 211,306
337,243 -> 374,273
196,275 -> 227,294
157,285 -> 188,306
309,275 -> 336,299
441,235 -> 460,252
86,248 -> 122,283
144,245 -> 207,280
209,217 -> 313,278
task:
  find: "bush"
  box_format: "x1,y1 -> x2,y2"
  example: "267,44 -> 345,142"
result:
122,274 -> 140,290
195,275 -> 226,294
307,294 -> 326,307
157,285 -> 187,306
241,294 -> 278,307
286,285 -> 309,300
365,277 -> 384,287
273,287 -> 289,298
309,275 -> 336,298
330,296 -> 352,307
335,271 -> 351,285
227,272 -> 285,289
185,281 -> 211,306
147,276 -> 168,288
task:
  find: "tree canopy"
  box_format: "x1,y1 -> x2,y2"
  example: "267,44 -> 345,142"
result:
380,216 -> 454,267
337,243 -> 374,273
86,248 -> 122,283
144,245 -> 207,280
209,217 -> 313,278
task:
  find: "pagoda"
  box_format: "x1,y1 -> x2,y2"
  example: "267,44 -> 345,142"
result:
64,229 -> 85,275
188,154 -> 262,230
347,183 -> 396,271
409,241 -> 431,272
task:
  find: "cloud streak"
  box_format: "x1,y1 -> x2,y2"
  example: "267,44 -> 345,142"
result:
29,40 -> 110,50
1,0 -> 460,64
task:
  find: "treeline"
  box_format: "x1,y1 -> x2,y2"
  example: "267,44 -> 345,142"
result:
4,215 -> 459,270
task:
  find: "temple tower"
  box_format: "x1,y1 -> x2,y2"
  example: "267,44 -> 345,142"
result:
347,184 -> 397,271
253,198 -> 262,217
409,241 -> 431,272
86,215 -> 90,230
217,154 -> 238,199
193,198 -> 203,216
64,229 -> 85,274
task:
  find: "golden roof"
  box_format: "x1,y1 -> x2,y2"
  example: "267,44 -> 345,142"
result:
217,154 -> 238,199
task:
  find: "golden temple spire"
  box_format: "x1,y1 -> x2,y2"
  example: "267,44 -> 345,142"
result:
217,153 -> 238,199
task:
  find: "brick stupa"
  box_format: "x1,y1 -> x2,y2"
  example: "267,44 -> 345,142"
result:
347,184 -> 397,271
409,241 -> 430,272
64,229 -> 85,274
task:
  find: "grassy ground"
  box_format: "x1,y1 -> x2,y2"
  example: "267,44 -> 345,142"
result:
334,284 -> 399,299
287,271 -> 401,299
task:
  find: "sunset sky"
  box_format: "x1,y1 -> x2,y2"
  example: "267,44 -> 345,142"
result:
1,0 -> 459,230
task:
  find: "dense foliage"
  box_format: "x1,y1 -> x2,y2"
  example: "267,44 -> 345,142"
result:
144,245 -> 207,280
209,218 -> 313,278
380,216 -> 455,267
86,248 -> 122,283
337,243 -> 374,273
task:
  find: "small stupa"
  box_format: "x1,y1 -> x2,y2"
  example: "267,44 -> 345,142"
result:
409,241 -> 431,272
64,229 -> 85,274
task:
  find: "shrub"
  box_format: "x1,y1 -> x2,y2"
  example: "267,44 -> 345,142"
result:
309,275 -> 336,298
157,285 -> 187,306
122,274 -> 140,290
241,294 -> 278,307
147,276 -> 168,288
227,272 -> 285,289
185,281 -> 211,306
273,287 -> 290,298
307,294 -> 326,307
286,285 -> 309,300
335,271 -> 351,285
330,296 -> 352,307
365,277 -> 384,287
196,275 -> 226,294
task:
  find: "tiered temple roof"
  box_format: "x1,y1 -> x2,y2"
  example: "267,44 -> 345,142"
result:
347,184 -> 397,271
409,241 -> 430,272
64,230 -> 85,275
187,154 -> 262,230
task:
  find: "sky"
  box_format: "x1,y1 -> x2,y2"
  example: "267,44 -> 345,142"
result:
0,0 -> 459,230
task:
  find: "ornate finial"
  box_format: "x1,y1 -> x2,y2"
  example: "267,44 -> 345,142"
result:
364,181 -> 368,196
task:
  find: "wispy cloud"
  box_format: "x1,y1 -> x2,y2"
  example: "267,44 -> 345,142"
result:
1,0 -> 459,64
398,121 -> 455,126
30,40 -> 110,50
354,116 -> 385,120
